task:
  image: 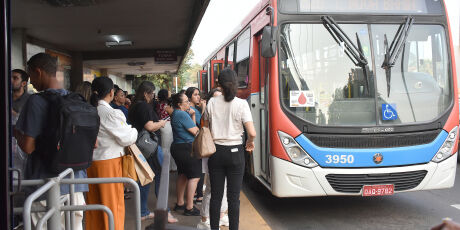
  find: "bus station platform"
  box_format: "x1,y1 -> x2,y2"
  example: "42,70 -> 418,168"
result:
124,172 -> 272,230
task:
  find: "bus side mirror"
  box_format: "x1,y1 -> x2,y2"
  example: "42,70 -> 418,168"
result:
261,26 -> 278,58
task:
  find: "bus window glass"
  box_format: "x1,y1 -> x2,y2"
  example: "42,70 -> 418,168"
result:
236,29 -> 250,88
372,24 -> 450,124
280,24 -> 375,126
227,43 -> 235,68
202,72 -> 208,93
279,23 -> 451,126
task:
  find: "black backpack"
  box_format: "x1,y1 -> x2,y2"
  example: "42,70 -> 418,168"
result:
37,91 -> 100,173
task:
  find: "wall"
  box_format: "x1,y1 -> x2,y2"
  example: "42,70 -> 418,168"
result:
11,29 -> 25,70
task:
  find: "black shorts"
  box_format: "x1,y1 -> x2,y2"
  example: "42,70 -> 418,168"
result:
171,143 -> 202,179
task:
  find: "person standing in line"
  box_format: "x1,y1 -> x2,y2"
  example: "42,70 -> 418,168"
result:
86,76 -> 138,230
157,89 -> 178,173
185,87 -> 206,203
170,92 -> 201,216
197,88 -> 229,229
75,81 -> 92,103
203,68 -> 256,230
11,69 -> 30,117
111,85 -> 129,120
14,53 -> 89,230
128,81 -> 178,222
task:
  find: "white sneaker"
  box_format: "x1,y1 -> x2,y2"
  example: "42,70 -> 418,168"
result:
197,219 -> 211,230
219,214 -> 229,227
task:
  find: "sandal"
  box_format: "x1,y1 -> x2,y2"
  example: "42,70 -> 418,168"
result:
168,212 -> 178,223
141,212 -> 155,221
194,197 -> 203,204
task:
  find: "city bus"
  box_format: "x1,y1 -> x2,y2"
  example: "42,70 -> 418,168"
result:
198,0 -> 459,197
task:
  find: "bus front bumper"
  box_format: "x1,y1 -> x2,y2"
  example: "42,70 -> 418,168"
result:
270,153 -> 457,197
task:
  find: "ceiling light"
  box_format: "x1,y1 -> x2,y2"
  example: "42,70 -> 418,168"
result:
105,40 -> 133,47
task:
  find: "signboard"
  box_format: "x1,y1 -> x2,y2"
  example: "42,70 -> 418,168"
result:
382,103 -> 397,121
290,90 -> 315,107
280,0 -> 443,15
154,50 -> 177,63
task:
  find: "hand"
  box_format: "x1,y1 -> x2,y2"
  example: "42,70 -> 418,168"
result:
188,108 -> 195,116
200,99 -> 207,109
245,140 -> 255,152
431,219 -> 460,230
12,110 -> 18,117
159,119 -> 167,128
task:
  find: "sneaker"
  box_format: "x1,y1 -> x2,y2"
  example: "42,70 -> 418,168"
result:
173,203 -> 185,212
219,214 -> 229,227
184,206 -> 200,216
196,219 -> 210,229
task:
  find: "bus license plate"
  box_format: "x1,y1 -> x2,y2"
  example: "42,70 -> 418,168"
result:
362,184 -> 394,196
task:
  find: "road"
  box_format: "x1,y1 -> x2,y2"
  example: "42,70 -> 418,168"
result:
243,162 -> 460,230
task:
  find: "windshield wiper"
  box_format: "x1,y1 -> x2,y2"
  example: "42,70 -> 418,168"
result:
381,17 -> 414,97
321,16 -> 370,92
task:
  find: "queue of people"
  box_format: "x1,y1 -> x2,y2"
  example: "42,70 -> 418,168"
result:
11,52 -> 256,230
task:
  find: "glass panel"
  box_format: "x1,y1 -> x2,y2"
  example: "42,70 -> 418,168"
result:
236,58 -> 249,88
280,23 -> 376,126
236,29 -> 250,62
279,23 -> 451,127
227,43 -> 235,67
372,24 -> 450,124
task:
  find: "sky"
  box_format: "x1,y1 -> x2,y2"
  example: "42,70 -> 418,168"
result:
190,0 -> 260,65
191,0 -> 460,65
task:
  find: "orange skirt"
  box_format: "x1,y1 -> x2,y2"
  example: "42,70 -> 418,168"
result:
85,157 -> 124,230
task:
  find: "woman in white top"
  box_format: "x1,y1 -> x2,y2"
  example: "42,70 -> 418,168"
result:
203,68 -> 256,230
86,77 -> 138,230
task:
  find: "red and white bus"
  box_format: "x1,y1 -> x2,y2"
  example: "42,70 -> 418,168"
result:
198,0 -> 459,197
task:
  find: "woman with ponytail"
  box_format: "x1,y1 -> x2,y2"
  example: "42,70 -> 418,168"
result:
203,68 -> 256,230
86,77 -> 138,230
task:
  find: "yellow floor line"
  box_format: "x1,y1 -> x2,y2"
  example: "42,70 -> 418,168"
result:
236,191 -> 272,230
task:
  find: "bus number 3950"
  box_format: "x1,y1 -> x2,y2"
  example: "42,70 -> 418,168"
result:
325,155 -> 355,164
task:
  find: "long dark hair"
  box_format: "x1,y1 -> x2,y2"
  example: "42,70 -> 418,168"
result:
218,68 -> 238,102
90,77 -> 114,107
171,92 -> 185,109
157,89 -> 169,103
185,87 -> 199,100
134,81 -> 155,103
207,88 -> 221,103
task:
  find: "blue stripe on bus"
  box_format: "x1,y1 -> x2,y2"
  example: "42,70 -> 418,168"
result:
294,130 -> 447,168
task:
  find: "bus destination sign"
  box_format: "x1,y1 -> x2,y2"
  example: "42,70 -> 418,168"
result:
280,0 -> 443,15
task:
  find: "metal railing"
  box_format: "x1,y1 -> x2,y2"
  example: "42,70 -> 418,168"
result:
12,168 -> 141,230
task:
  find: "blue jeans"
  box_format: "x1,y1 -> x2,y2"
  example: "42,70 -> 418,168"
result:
139,146 -> 163,217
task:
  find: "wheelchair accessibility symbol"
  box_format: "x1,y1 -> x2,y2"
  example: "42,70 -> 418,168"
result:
382,104 -> 397,121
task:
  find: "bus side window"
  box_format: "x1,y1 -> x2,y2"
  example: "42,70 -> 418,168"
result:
226,42 -> 235,69
236,28 -> 250,88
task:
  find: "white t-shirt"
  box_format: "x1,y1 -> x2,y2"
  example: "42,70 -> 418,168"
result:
205,95 -> 253,146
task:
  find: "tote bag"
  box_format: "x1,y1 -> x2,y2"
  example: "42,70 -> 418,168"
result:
126,144 -> 155,186
192,127 -> 216,159
122,151 -> 138,181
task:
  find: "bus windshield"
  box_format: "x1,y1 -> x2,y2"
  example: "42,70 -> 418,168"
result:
279,23 -> 451,126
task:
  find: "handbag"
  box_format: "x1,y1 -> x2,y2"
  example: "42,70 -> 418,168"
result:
192,126 -> 216,159
122,151 -> 138,181
136,129 -> 159,159
126,144 -> 155,186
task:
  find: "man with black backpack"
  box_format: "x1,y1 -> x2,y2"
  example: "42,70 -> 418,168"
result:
14,53 -> 99,230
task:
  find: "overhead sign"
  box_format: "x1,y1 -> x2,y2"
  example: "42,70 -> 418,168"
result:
154,50 -> 177,63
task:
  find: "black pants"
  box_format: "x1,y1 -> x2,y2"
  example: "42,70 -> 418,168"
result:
208,144 -> 245,230
196,173 -> 205,198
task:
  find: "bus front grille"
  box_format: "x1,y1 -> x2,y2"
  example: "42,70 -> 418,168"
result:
304,130 -> 440,148
325,170 -> 428,194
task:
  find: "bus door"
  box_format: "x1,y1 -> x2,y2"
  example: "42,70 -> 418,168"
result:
257,34 -> 270,179
210,60 -> 224,89
199,70 -> 208,93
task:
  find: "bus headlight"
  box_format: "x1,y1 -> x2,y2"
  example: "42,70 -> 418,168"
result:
432,126 -> 458,163
278,131 -> 318,168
